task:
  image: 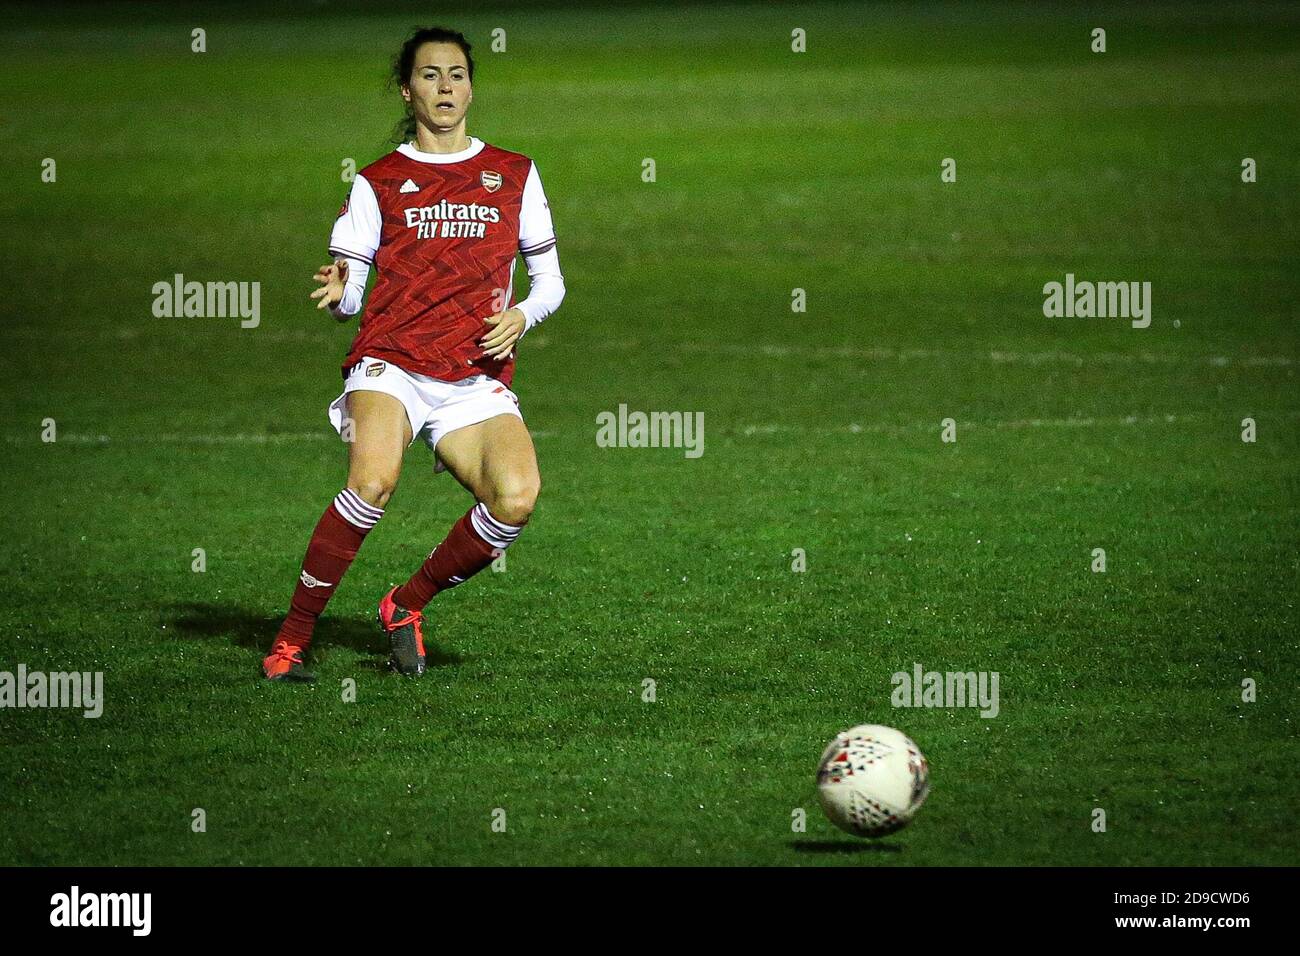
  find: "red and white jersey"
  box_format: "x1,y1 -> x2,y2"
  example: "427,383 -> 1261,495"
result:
329,138 -> 558,385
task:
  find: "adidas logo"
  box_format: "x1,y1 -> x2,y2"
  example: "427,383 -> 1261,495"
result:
399,179 -> 420,194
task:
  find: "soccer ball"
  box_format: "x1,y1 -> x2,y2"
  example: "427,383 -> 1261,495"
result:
816,724 -> 930,837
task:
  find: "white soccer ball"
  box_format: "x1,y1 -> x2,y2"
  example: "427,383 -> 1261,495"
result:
816,724 -> 930,837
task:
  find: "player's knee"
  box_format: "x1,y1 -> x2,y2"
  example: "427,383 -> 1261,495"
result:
487,476 -> 539,526
350,474 -> 398,509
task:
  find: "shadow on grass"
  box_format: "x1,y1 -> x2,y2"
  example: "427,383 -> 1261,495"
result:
162,602 -> 463,668
790,840 -> 904,855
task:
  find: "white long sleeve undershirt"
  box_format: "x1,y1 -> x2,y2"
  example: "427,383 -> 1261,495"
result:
328,258 -> 369,318
512,245 -> 565,333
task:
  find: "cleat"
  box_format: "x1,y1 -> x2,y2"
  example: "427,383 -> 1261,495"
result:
378,587 -> 426,677
262,640 -> 316,682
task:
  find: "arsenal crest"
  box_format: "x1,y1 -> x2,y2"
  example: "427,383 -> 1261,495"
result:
480,170 -> 503,193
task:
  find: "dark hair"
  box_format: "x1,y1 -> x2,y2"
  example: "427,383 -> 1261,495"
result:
391,26 -> 475,143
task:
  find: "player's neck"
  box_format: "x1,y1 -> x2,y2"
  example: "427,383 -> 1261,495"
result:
412,123 -> 471,155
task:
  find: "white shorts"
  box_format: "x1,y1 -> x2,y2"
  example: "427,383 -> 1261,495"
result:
328,356 -> 522,473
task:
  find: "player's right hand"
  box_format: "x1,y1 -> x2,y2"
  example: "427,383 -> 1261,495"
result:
310,258 -> 350,318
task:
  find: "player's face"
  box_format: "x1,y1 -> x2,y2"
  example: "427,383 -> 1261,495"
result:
403,42 -> 472,133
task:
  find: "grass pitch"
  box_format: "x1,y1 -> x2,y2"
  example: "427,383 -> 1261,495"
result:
0,1 -> 1297,866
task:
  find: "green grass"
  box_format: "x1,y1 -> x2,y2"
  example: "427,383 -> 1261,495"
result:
0,0 -> 1297,865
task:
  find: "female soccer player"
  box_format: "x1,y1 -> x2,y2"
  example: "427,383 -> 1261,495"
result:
262,26 -> 565,681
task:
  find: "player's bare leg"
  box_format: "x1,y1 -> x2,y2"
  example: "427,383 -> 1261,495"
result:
383,414 -> 539,675
344,390 -> 412,509
265,391 -> 410,681
435,413 -> 541,527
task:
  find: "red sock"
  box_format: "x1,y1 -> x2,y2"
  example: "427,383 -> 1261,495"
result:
393,502 -> 522,610
276,489 -> 383,649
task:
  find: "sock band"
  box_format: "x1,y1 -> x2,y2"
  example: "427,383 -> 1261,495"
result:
334,488 -> 384,531
469,502 -> 522,550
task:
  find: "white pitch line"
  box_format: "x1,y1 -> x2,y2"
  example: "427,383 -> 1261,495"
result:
5,429 -> 559,446
8,326 -> 1294,368
694,343 -> 1293,367
534,339 -> 1296,368
10,414 -> 1294,448
3,432 -> 331,445
743,411 -> 1300,435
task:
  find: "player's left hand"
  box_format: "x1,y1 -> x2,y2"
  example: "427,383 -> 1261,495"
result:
479,308 -> 526,361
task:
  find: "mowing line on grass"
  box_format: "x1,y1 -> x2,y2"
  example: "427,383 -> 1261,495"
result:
9,328 -> 1295,369
11,411 -> 1296,447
